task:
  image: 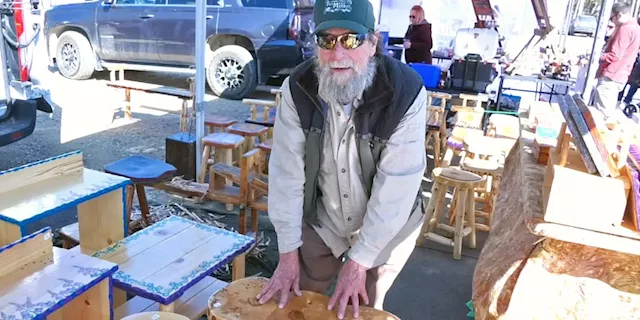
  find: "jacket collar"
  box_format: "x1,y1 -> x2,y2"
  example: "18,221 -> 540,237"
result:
294,56 -> 395,114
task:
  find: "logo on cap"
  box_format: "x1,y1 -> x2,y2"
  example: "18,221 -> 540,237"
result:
324,0 -> 352,13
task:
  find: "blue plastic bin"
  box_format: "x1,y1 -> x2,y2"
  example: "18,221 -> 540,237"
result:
379,31 -> 390,47
409,63 -> 441,89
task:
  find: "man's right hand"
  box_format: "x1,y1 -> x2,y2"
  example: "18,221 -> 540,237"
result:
256,250 -> 302,308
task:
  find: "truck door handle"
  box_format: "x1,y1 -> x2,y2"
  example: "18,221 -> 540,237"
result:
139,14 -> 154,19
206,15 -> 213,20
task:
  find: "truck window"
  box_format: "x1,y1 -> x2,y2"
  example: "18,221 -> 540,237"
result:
239,0 -> 287,9
166,0 -> 221,5
117,0 -> 164,4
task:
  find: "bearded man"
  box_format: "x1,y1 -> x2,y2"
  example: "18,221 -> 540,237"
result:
256,0 -> 427,318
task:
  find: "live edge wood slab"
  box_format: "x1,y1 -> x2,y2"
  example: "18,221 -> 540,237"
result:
0,227 -> 118,319
472,120 -> 640,320
208,277 -> 400,320
0,150 -> 130,251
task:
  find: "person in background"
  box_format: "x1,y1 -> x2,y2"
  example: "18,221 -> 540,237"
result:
594,2 -> 640,121
403,5 -> 433,64
618,52 -> 640,106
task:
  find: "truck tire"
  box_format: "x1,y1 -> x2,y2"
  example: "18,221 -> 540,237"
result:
55,31 -> 95,80
206,45 -> 258,100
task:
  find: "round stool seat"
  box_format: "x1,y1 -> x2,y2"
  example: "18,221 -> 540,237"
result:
208,277 -> 400,320
103,155 -> 177,184
122,312 -> 189,320
461,157 -> 503,176
228,123 -> 269,137
432,167 -> 483,187
205,114 -> 237,128
202,132 -> 245,148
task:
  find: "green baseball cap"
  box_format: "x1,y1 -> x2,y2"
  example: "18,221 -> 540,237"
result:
313,0 -> 376,35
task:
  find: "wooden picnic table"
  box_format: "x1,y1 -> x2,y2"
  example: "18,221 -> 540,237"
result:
107,79 -> 194,131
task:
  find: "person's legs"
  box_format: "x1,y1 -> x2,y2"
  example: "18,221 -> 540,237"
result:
298,224 -> 342,293
625,83 -> 639,104
594,77 -> 625,119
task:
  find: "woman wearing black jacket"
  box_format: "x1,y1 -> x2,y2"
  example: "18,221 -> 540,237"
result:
403,5 -> 433,64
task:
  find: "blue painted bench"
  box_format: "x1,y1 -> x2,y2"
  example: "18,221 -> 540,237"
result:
0,227 -> 118,319
0,150 -> 130,253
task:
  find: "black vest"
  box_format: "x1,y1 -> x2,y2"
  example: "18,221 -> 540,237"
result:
289,55 -> 424,226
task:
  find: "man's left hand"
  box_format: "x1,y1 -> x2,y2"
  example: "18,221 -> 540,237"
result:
327,259 -> 369,319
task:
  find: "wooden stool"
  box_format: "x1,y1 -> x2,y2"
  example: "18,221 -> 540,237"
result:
417,167 -> 483,260
425,92 -> 451,168
458,157 -> 503,232
59,156 -> 177,248
242,98 -> 277,139
440,105 -> 485,167
207,277 -> 400,320
205,115 -> 237,133
122,312 -> 190,320
228,123 -> 269,155
199,132 -> 245,210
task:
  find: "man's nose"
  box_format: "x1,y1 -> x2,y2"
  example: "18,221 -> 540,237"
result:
332,45 -> 347,59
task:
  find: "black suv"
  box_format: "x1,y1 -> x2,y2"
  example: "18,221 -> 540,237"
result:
43,0 -> 315,99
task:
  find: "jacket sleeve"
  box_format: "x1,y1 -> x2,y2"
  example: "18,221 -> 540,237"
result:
348,87 -> 428,269
267,77 -> 307,254
601,28 -> 631,64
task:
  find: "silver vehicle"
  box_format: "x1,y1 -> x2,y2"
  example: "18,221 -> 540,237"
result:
569,15 -> 597,37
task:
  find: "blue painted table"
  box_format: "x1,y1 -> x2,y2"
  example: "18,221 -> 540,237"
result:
0,227 -> 118,320
0,150 -> 131,252
92,215 -> 254,314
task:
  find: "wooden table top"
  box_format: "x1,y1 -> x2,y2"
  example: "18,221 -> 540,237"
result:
92,216 -> 254,305
0,167 -> 130,225
0,228 -> 118,318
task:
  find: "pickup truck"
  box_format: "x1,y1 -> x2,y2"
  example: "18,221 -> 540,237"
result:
43,0 -> 315,100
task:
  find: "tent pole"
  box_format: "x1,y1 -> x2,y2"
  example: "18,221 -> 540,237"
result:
194,0 -> 206,176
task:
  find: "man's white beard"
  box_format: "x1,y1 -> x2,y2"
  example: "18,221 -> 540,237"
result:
314,57 -> 377,106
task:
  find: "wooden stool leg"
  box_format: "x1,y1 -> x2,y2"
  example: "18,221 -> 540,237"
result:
199,145 -> 212,183
136,184 -> 150,226
160,303 -> 175,312
453,189 -> 467,260
238,208 -> 247,235
180,99 -> 188,132
465,187 -> 476,249
487,174 -> 502,228
434,131 -> 441,167
250,208 -> 259,236
232,254 -> 245,281
442,147 -> 454,168
221,148 -> 234,211
124,88 -> 132,120
125,184 -> 135,229
417,182 -> 443,246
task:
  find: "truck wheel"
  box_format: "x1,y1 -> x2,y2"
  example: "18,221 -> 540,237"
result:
55,31 -> 95,80
206,45 -> 258,100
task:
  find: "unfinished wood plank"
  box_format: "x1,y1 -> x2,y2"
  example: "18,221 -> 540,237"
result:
573,94 -> 620,177
0,150 -> 83,195
107,80 -> 193,99
0,227 -> 52,278
48,277 -> 111,320
0,221 -> 21,247
556,95 -> 598,174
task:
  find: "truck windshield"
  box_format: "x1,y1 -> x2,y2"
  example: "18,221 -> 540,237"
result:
294,0 -> 313,8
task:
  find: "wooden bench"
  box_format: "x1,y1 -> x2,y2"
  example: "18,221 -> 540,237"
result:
0,151 -> 130,252
107,79 -> 194,131
91,215 -> 254,312
0,227 -> 118,319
